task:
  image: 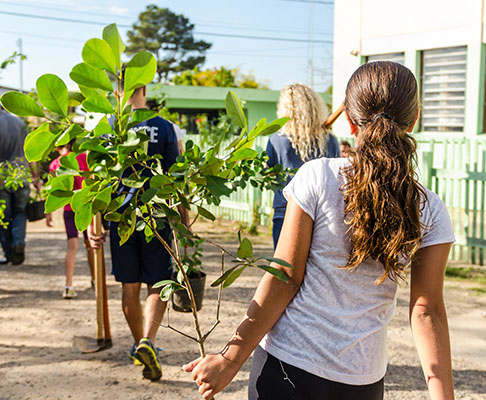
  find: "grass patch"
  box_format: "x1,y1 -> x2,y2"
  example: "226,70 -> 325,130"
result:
446,266 -> 486,294
445,266 -> 472,279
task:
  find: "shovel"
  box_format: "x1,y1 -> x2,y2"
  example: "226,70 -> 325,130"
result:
72,213 -> 112,353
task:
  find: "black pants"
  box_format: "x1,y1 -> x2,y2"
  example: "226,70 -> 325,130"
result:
248,346 -> 384,400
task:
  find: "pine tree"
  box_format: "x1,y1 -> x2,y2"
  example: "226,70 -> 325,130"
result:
126,5 -> 212,82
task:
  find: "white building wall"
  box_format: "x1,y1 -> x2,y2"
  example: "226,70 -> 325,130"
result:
332,0 -> 486,137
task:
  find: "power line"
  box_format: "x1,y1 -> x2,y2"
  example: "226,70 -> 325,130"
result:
281,0 -> 334,4
0,10 -> 332,44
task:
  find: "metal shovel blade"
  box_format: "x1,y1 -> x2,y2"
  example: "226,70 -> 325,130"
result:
72,336 -> 113,353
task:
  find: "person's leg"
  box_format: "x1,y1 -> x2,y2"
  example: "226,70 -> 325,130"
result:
122,282 -> 144,344
65,237 -> 78,287
143,284 -> 167,341
10,185 -> 30,249
133,220 -> 172,381
63,210 -> 79,289
0,189 -> 13,261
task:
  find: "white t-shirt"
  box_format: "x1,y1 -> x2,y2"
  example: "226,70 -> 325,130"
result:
260,157 -> 455,385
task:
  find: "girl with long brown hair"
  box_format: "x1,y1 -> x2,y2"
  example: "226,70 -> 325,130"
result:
184,62 -> 455,400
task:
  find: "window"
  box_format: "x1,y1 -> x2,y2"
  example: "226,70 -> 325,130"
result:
420,46 -> 466,132
366,52 -> 405,65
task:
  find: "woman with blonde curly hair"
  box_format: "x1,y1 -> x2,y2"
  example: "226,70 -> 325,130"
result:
184,62 -> 455,400
267,83 -> 340,248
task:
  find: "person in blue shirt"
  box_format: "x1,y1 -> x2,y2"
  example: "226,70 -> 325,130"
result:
89,82 -> 186,382
266,83 -> 341,248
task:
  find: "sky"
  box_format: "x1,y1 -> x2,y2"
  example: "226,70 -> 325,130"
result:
0,0 -> 334,93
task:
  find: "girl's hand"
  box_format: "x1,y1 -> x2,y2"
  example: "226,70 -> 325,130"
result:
183,353 -> 241,400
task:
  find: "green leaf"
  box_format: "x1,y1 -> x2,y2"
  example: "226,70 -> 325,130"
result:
70,63 -> 113,91
150,174 -> 171,188
79,85 -> 105,98
106,195 -> 125,212
94,116 -> 114,136
196,206 -> 215,221
121,177 -> 145,188
82,93 -> 114,114
94,186 -> 112,207
261,256 -> 294,269
0,91 -> 44,117
211,265 -> 238,287
260,117 -> 290,136
223,267 -> 246,288
206,175 -> 232,197
68,91 -> 85,107
152,279 -> 177,289
128,108 -> 157,129
82,38 -> 116,75
59,152 -> 79,171
141,187 -> 157,203
49,175 -> 74,191
257,265 -> 289,283
79,140 -> 110,154
225,90 -> 247,129
228,148 -> 258,163
104,211 -> 121,221
124,52 -> 157,92
55,124 -> 85,147
45,193 -> 72,213
24,123 -> 62,162
237,237 -> 253,259
159,282 -> 183,301
71,186 -> 91,213
36,74 -> 69,117
75,201 -> 93,231
102,24 -> 125,70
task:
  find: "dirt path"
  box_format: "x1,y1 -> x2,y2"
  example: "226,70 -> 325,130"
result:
0,212 -> 485,399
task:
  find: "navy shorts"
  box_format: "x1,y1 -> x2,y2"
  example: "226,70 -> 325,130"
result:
109,219 -> 172,285
63,210 -> 88,240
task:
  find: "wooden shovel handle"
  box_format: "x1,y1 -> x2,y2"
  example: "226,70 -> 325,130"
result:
323,103 -> 344,129
101,244 -> 111,341
93,213 -> 104,341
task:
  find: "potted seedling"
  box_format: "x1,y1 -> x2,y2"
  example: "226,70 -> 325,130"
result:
0,24 -> 293,393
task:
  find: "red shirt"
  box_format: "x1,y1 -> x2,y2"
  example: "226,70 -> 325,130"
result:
49,152 -> 89,211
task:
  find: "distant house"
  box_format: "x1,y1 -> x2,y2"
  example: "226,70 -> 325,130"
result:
332,0 -> 486,138
146,84 -> 332,132
0,85 -> 28,97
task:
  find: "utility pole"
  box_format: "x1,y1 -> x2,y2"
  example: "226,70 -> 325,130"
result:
308,0 -> 315,87
17,38 -> 23,92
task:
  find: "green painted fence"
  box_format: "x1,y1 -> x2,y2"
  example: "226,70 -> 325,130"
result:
186,134 -> 486,265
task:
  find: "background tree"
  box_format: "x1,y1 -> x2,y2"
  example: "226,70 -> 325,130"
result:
171,66 -> 267,89
126,5 -> 211,83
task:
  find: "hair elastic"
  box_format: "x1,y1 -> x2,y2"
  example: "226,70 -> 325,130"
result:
373,112 -> 392,121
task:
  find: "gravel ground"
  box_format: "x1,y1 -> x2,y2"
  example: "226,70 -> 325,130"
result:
0,212 -> 485,399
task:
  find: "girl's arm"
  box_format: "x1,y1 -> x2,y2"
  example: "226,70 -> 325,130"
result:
183,197 -> 313,399
410,242 -> 455,400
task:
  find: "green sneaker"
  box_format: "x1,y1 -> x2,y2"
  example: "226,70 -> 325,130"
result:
134,337 -> 162,381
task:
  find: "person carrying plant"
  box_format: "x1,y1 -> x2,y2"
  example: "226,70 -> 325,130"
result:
46,141 -> 95,299
0,105 -> 30,265
88,80 -> 187,382
266,83 -> 340,249
184,62 -> 456,400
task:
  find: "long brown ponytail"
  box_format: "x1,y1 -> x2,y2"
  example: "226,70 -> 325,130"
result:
342,61 -> 426,284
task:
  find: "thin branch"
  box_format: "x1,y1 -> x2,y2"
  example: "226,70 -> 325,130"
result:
202,250 -> 224,341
